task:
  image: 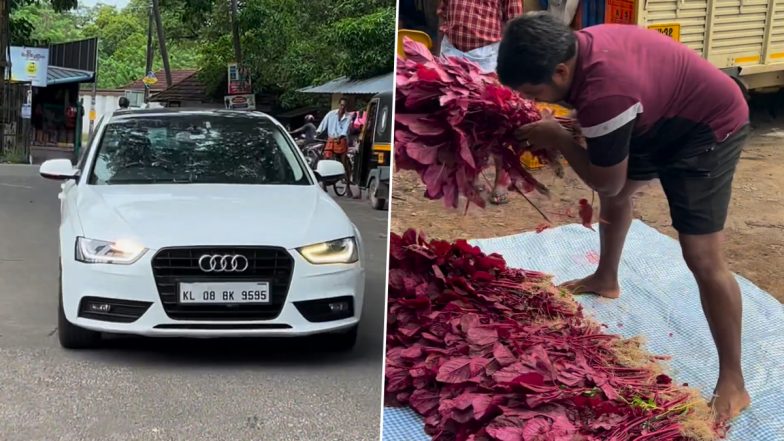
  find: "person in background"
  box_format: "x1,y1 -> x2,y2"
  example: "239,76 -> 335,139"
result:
437,0 -> 524,205
317,98 -> 355,198
497,12 -> 750,422
118,96 -> 130,109
290,114 -> 318,147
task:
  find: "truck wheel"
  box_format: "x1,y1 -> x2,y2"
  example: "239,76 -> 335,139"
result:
369,178 -> 386,210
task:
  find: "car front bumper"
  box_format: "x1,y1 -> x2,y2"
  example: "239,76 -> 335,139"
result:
60,249 -> 365,338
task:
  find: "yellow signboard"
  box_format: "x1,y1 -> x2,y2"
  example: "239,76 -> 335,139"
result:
25,61 -> 38,75
10,47 -> 48,87
142,71 -> 158,86
648,23 -> 681,42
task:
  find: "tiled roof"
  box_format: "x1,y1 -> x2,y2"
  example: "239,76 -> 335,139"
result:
148,71 -> 211,103
122,69 -> 199,91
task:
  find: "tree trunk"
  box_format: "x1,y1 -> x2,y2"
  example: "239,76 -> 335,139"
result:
151,0 -> 172,88
230,0 -> 242,63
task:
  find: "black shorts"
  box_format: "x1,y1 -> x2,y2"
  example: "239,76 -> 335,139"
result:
628,125 -> 749,235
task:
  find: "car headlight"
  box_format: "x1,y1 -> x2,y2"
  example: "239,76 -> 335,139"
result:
75,237 -> 147,264
298,237 -> 358,264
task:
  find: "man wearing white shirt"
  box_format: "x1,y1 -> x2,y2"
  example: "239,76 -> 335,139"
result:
317,98 -> 355,198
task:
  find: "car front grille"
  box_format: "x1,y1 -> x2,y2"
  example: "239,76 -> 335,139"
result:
151,247 -> 294,321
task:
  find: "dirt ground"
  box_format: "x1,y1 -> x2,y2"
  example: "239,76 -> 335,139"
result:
390,108 -> 784,303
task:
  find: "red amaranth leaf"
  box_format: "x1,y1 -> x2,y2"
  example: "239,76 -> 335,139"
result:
384,230 -> 721,441
396,113 -> 448,137
406,142 -> 444,165
436,357 -> 490,384
535,223 -> 551,233
486,416 -> 525,441
402,38 -> 436,64
493,343 -> 517,367
396,38 -> 580,215
410,389 -> 441,415
467,325 -> 499,347
579,198 -> 595,231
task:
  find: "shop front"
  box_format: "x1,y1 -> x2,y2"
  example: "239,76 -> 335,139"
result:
5,39 -> 97,163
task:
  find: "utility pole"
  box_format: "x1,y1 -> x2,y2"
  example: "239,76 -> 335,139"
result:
151,0 -> 172,88
144,0 -> 154,104
0,0 -> 8,153
230,0 -> 242,64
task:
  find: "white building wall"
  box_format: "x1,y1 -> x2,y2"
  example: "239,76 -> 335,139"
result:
77,91 -> 164,138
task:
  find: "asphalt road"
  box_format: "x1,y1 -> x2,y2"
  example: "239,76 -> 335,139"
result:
0,164 -> 389,441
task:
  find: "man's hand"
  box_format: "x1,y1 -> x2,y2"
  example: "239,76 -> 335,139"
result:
515,111 -> 571,151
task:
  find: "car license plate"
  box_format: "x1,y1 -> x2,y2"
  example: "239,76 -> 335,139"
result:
648,23 -> 680,42
178,282 -> 270,304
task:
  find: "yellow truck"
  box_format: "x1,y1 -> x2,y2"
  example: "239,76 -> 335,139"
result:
522,0 -> 784,92
631,0 -> 784,92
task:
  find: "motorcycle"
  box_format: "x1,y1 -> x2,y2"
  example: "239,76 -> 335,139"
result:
297,138 -> 325,170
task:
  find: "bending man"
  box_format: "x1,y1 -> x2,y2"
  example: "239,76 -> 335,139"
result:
497,13 -> 750,421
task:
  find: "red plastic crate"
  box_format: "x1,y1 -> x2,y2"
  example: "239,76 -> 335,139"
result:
605,0 -> 636,24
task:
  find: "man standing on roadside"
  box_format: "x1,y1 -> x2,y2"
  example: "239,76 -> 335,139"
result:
317,98 -> 355,198
437,0 -> 524,204
497,13 -> 750,422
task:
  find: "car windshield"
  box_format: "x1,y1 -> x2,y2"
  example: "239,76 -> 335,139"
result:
89,113 -> 310,185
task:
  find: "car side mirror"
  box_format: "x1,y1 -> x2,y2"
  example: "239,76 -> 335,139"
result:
315,160 -> 345,181
40,159 -> 79,181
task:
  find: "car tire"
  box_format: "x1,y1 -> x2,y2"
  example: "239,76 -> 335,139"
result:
333,178 -> 348,197
58,266 -> 101,349
326,325 -> 358,352
369,178 -> 386,210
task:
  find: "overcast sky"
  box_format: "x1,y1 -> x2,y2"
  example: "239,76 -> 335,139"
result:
79,0 -> 131,8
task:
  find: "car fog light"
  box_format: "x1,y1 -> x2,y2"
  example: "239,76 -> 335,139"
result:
88,302 -> 112,313
329,301 -> 350,313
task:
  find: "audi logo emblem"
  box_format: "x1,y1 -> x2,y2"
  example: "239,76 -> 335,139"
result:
198,254 -> 249,273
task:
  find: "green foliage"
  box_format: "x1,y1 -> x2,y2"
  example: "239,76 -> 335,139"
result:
330,6 -> 396,79
10,0 -> 201,89
11,0 -> 395,108
191,0 -> 395,107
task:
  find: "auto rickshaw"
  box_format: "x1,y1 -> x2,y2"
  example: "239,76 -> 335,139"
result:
354,91 -> 392,210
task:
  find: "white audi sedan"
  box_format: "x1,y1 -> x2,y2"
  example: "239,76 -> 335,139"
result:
40,109 -> 365,350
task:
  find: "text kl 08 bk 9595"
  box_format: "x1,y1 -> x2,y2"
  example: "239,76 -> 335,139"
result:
178,281 -> 272,304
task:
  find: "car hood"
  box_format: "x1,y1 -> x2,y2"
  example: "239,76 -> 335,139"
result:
73,184 -> 355,250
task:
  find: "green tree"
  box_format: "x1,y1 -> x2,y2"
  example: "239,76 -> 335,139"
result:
192,0 -> 395,108
10,0 -> 395,106
10,0 -> 83,46
78,0 -> 200,88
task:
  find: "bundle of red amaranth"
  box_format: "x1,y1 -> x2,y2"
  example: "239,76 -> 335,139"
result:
394,38 -> 584,213
385,230 -> 722,441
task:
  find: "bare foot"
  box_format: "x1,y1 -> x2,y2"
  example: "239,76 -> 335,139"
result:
560,273 -> 621,299
710,380 -> 751,423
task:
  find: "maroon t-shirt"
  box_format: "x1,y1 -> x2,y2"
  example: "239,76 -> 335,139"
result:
566,24 -> 749,167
